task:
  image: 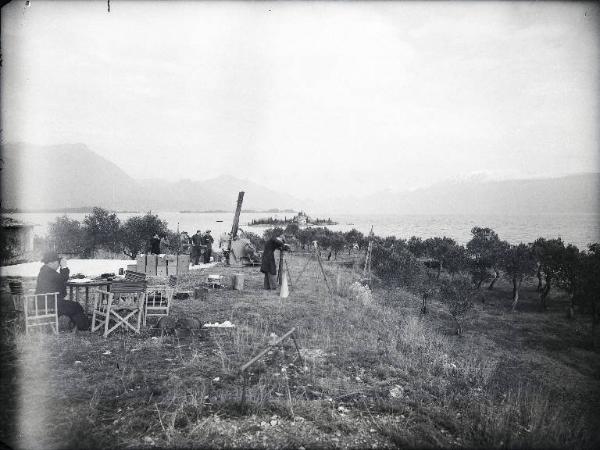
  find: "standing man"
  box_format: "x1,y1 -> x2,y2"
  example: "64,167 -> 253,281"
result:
180,231 -> 191,254
35,251 -> 89,332
202,230 -> 214,263
191,230 -> 204,266
150,233 -> 161,255
260,235 -> 290,290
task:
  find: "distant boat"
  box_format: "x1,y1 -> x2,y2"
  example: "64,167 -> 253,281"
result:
347,223 -> 354,225
216,220 -> 223,223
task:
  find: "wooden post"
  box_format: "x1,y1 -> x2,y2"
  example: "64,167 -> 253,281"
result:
240,327 -> 296,372
227,192 -> 245,265
315,245 -> 333,298
278,250 -> 284,285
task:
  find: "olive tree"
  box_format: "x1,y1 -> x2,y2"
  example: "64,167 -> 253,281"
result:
501,243 -> 537,312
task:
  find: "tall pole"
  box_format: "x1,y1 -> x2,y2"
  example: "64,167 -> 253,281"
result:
176,222 -> 180,256
226,191 -> 245,265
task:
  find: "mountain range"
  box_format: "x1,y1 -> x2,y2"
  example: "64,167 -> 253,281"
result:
1,143 -> 598,215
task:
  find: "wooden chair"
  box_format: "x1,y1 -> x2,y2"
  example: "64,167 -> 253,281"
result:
91,288 -> 143,337
143,276 -> 177,326
22,292 -> 60,335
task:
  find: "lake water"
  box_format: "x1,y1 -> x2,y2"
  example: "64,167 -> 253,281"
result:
6,212 -> 600,249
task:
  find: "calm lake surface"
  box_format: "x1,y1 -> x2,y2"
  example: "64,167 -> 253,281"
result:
7,212 -> 600,249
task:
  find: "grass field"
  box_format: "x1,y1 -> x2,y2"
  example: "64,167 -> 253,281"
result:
1,252 -> 599,449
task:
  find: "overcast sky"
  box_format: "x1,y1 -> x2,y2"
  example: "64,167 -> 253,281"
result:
2,1 -> 598,200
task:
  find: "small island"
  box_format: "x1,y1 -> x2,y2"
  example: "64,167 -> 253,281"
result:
248,211 -> 338,227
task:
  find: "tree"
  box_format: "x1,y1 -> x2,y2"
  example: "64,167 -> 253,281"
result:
444,244 -> 469,279
423,236 -> 461,279
578,244 -> 600,343
556,244 -> 582,318
284,223 -> 300,237
466,227 -> 505,289
531,238 -> 565,309
372,243 -> 426,289
407,236 -> 427,258
469,258 -> 494,289
329,232 -> 346,260
438,275 -> 475,335
263,226 -> 286,242
120,213 -> 169,258
82,207 -> 121,255
501,243 -> 537,311
296,228 -> 313,251
48,216 -> 87,255
344,229 -> 365,253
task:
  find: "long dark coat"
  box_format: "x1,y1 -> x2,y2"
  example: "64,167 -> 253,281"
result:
260,237 -> 285,275
35,265 -> 70,299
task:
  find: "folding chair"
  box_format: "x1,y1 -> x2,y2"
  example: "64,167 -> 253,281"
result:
91,287 -> 143,338
22,292 -> 60,335
143,276 -> 177,326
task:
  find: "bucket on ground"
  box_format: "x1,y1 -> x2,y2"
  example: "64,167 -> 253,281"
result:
194,286 -> 209,300
231,273 -> 245,290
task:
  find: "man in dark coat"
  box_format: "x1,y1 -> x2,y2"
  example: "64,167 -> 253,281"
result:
202,230 -> 214,263
260,235 -> 290,290
150,234 -> 161,255
35,251 -> 89,331
191,230 -> 204,265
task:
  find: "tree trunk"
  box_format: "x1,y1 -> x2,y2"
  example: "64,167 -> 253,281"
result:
437,263 -> 442,279
488,269 -> 500,290
455,317 -> 462,335
568,293 -> 575,319
540,281 -> 551,310
536,266 -> 543,292
511,278 -> 521,312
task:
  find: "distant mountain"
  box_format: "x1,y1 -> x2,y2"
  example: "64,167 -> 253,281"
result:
136,175 -> 303,211
2,143 -> 597,215
314,173 -> 599,215
0,143 -> 303,212
1,143 -> 148,211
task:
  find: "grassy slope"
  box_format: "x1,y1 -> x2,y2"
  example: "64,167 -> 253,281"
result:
1,252 -> 599,449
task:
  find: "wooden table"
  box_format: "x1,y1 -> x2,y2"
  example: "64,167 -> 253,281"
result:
67,280 -> 112,313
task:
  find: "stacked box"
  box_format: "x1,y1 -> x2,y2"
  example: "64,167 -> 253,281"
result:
177,254 -> 190,275
136,254 -> 146,273
146,254 -> 158,276
166,255 -> 178,276
157,255 -> 168,277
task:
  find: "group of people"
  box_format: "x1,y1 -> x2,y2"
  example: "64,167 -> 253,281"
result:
181,230 -> 214,265
32,232 -> 289,333
148,230 -> 215,265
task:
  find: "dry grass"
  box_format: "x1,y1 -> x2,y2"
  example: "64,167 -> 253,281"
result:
0,255 -> 599,449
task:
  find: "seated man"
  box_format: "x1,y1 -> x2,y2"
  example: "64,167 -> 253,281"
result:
35,251 -> 89,332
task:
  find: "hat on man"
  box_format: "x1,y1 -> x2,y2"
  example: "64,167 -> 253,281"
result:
206,230 -> 211,233
42,250 -> 60,264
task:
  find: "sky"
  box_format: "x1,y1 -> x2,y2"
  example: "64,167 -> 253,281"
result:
2,0 -> 599,200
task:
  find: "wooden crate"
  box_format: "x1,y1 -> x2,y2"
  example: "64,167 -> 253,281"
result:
166,255 -> 177,276
157,266 -> 168,277
146,254 -> 157,276
177,254 -> 190,275
136,254 -> 146,273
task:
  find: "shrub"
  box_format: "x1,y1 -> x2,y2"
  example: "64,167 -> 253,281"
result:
372,243 -> 426,290
438,275 -> 475,335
